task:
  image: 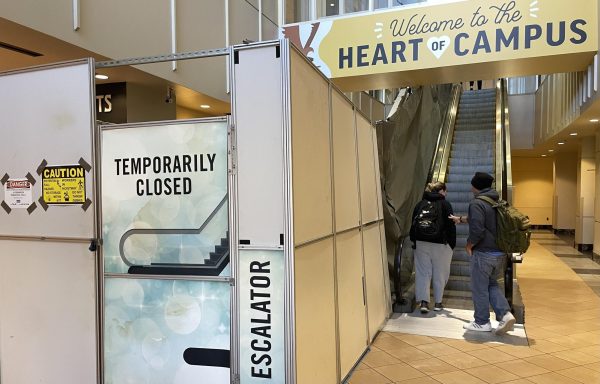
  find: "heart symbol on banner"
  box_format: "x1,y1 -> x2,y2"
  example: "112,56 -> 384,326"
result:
427,36 -> 451,59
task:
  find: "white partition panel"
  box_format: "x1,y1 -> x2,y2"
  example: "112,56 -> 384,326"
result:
234,45 -> 285,247
290,50 -> 333,245
0,61 -> 95,238
332,91 -> 360,232
0,61 -> 98,384
357,115 -> 379,224
0,241 -> 97,383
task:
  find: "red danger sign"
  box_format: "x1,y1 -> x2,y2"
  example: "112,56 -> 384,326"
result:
7,180 -> 30,189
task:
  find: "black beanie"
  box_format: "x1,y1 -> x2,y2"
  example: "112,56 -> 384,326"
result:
471,172 -> 494,190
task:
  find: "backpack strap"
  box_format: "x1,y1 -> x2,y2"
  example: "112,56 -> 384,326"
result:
476,195 -> 497,207
475,195 -> 498,236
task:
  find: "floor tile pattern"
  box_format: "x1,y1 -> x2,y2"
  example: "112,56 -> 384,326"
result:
347,232 -> 600,383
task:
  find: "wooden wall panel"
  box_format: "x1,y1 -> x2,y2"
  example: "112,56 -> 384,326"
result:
336,230 -> 367,377
291,50 -> 333,245
295,239 -> 337,384
363,225 -> 388,341
332,91 -> 360,231
357,115 -> 379,224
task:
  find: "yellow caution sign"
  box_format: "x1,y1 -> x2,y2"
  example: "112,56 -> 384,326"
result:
42,165 -> 86,204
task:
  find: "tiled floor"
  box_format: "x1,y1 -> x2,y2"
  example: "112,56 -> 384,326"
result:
348,233 -> 600,383
536,233 -> 600,298
383,308 -> 527,344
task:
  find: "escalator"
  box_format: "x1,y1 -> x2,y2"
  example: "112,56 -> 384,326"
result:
384,79 -> 522,317
444,88 -> 497,309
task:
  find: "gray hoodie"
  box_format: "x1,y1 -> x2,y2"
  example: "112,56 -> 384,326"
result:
467,188 -> 502,253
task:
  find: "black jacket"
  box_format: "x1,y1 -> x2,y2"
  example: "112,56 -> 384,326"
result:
410,191 -> 456,249
467,188 -> 501,252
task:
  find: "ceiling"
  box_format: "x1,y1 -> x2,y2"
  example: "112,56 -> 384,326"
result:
2,17 -> 595,157
512,96 -> 600,158
0,17 -> 230,117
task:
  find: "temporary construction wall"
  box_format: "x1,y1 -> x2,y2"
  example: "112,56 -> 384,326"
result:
289,47 -> 389,383
232,41 -> 389,384
0,39 -> 387,384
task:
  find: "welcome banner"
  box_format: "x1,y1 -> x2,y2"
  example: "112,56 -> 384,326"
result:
282,0 -> 597,89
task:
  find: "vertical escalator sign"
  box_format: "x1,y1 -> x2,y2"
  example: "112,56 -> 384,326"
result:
42,165 -> 86,204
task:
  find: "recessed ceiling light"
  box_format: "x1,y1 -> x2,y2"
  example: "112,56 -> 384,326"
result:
570,132 -> 578,136
330,3 -> 335,6
95,74 -> 109,80
548,149 -> 554,152
200,104 -> 210,109
541,154 -> 547,157
590,119 -> 599,122
558,142 -> 565,145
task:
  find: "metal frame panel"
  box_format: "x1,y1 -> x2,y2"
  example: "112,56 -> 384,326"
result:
0,38 -> 390,384
0,59 -> 99,383
232,45 -> 285,247
98,116 -> 233,382
231,39 -> 293,384
0,59 -> 96,239
279,39 -> 297,384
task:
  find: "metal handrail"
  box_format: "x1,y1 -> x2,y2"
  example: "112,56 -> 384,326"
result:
430,84 -> 462,183
497,78 -> 521,312
393,236 -> 406,306
501,79 -> 514,204
494,80 -> 504,198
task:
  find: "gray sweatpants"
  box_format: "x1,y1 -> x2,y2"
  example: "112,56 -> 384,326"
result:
414,240 -> 453,304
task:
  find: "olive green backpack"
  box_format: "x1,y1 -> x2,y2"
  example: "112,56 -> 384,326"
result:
477,196 -> 531,254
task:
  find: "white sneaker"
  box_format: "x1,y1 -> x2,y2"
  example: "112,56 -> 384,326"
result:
463,321 -> 492,332
495,312 -> 516,335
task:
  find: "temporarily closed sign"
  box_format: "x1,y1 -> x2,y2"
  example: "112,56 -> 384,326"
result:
42,165 -> 86,204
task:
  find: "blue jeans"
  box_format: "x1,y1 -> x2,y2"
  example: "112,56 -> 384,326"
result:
470,250 -> 511,325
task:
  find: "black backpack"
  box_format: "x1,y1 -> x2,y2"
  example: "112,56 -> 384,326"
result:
411,200 -> 444,242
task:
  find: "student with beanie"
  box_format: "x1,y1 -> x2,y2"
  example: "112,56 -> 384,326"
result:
462,172 -> 516,334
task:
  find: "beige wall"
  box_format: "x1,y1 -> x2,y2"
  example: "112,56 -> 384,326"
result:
554,152 -> 578,229
512,157 -> 553,226
176,106 -> 212,120
0,1 -> 278,101
508,94 -> 535,150
577,139 -> 596,244
126,83 -> 176,122
594,132 -> 600,255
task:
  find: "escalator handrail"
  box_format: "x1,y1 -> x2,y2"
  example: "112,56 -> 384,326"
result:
495,79 -> 513,202
501,79 -> 514,204
498,78 -> 519,310
393,235 -> 406,305
494,80 -> 504,198
429,84 -> 462,183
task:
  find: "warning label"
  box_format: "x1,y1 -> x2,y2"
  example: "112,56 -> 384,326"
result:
42,165 -> 86,204
5,179 -> 33,208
